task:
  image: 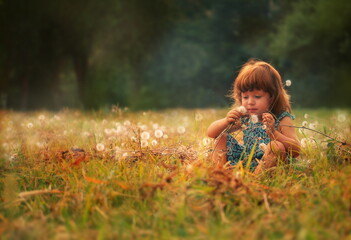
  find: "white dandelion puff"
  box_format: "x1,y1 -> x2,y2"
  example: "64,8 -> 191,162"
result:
285,80 -> 292,87
262,124 -> 267,130
104,128 -> 113,135
140,124 -> 148,131
96,143 -> 105,151
177,126 -> 186,134
82,131 -> 91,137
237,106 -> 247,114
302,121 -> 308,127
27,122 -> 33,129
309,123 -> 316,130
123,120 -> 131,126
38,115 -> 46,121
304,113 -> 309,119
251,115 -> 258,124
202,138 -> 211,146
151,139 -> 158,146
154,129 -> 163,138
337,114 -> 346,122
195,113 -> 203,121
163,134 -> 169,139
259,143 -> 267,151
141,131 -> 150,140
301,138 -> 307,148
131,136 -> 138,142
141,140 -> 148,148
122,152 -> 129,157
152,123 -> 159,130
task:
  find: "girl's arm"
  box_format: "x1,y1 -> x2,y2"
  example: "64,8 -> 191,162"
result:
207,109 -> 242,138
268,117 -> 301,157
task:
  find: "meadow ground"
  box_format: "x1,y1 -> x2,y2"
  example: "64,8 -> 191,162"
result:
0,108 -> 350,239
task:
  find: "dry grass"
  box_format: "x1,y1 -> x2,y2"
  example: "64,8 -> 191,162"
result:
0,108 -> 350,239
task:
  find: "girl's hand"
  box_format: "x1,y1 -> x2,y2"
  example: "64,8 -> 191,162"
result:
262,113 -> 275,135
226,108 -> 244,128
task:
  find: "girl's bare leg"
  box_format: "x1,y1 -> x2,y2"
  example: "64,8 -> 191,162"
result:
254,140 -> 286,174
212,134 -> 228,167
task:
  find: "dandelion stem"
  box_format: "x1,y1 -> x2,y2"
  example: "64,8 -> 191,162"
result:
280,124 -> 349,147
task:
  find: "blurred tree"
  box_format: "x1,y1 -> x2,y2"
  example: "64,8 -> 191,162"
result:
0,0 -> 117,109
270,0 -> 351,107
143,0 -> 281,108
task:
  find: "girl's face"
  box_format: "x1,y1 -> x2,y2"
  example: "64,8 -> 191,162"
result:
241,89 -> 271,116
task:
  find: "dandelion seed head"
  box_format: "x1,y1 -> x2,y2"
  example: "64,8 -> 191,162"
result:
177,126 -> 186,134
285,80 -> 292,87
251,115 -> 258,124
237,106 -> 247,114
122,152 -> 129,157
259,143 -> 267,151
301,138 -> 307,148
131,136 -> 138,142
152,123 -> 159,130
337,113 -> 346,122
202,138 -> 211,146
104,128 -> 113,135
154,129 -> 163,138
262,124 -> 267,130
27,122 -> 33,129
141,131 -> 150,140
141,140 -> 148,148
151,139 -> 158,146
309,123 -> 316,130
195,113 -> 203,121
163,134 -> 169,139
38,115 -> 45,121
302,121 -> 308,127
96,143 -> 105,151
123,120 -> 131,126
304,113 -> 309,119
140,124 -> 148,131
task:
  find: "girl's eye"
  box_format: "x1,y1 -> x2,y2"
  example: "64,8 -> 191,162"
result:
255,96 -> 262,99
242,96 -> 249,99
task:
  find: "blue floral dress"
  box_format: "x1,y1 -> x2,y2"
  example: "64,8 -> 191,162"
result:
226,112 -> 295,169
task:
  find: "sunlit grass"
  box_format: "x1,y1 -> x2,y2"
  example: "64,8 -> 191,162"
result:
0,108 -> 350,239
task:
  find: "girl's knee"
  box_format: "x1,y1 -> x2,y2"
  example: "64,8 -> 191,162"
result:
266,140 -> 286,159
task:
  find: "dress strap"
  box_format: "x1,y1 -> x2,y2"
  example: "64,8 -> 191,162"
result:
275,112 -> 295,128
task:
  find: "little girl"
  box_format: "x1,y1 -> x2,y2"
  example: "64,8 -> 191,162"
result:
207,59 -> 301,174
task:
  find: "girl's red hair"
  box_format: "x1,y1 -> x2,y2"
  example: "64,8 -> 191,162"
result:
232,59 -> 291,116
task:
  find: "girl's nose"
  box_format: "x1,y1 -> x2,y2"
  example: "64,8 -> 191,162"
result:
248,97 -> 255,105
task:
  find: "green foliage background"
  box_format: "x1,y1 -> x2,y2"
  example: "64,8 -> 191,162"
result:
0,0 -> 350,110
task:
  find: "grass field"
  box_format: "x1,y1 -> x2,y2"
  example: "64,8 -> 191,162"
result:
0,108 -> 350,239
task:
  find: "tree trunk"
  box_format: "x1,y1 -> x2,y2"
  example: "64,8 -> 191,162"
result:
73,54 -> 88,109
